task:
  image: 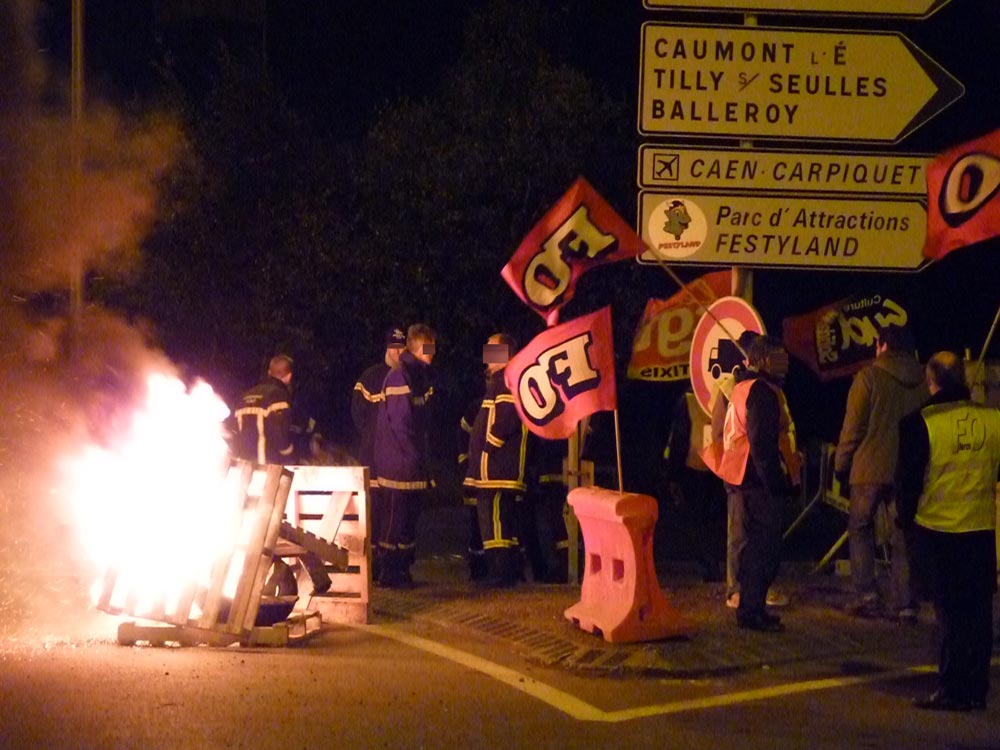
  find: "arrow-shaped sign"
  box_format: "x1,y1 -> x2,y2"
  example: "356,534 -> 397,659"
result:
639,24 -> 965,143
643,0 -> 953,19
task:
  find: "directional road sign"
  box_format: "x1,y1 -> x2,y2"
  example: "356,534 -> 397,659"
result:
639,24 -> 964,143
638,191 -> 928,271
642,0 -> 953,19
638,146 -> 930,196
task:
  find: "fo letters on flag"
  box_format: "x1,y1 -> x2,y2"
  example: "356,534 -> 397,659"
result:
501,177 -> 644,326
504,307 -> 617,439
924,127 -> 1000,261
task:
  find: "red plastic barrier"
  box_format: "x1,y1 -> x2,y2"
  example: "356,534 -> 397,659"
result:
564,487 -> 695,643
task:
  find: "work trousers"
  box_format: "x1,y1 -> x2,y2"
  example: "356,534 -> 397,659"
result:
476,488 -> 523,585
673,467 -> 726,581
525,483 -> 570,582
735,485 -> 785,617
914,526 -> 996,704
848,483 -> 917,612
726,486 -> 747,596
374,487 -> 424,575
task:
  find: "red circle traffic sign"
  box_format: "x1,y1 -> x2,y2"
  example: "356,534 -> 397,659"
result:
689,296 -> 766,415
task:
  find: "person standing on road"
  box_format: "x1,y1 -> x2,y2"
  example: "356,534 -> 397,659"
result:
663,387 -> 725,583
702,331 -> 792,609
233,354 -> 295,466
465,333 -> 531,588
352,326 -> 407,469
897,351 -> 1000,712
712,336 -> 798,632
371,324 -> 437,587
835,324 -> 927,622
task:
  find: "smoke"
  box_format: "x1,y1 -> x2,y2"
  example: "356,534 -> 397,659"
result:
1,5 -> 184,295
0,2 -> 189,645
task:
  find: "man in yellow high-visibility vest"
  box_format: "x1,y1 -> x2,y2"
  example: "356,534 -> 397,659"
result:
897,351 -> 1000,712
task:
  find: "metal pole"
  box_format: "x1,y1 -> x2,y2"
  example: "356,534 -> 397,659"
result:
70,0 -> 85,344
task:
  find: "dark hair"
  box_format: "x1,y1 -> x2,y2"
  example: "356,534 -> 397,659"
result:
268,354 -> 293,378
745,335 -> 781,371
877,324 -> 915,353
490,332 -> 518,355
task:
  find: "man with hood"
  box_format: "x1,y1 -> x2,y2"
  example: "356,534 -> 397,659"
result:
835,324 -> 928,621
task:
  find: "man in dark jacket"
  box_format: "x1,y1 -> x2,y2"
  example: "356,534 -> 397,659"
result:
835,325 -> 928,621
352,326 -> 407,469
371,324 -> 436,586
234,354 -> 295,465
897,351 -> 1000,711
465,333 -> 531,587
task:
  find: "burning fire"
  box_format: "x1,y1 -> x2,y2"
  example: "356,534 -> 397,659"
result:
62,371 -> 236,613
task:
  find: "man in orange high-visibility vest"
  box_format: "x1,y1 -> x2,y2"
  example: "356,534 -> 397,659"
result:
714,336 -> 797,632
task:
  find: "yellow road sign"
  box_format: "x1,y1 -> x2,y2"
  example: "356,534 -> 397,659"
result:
638,191 -> 928,271
639,24 -> 964,143
638,146 -> 930,195
642,0 -> 953,19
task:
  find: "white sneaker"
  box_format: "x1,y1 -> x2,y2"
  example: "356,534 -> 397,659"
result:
725,591 -> 739,609
765,588 -> 789,607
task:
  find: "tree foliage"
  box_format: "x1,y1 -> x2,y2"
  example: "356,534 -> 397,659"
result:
132,1 -> 640,447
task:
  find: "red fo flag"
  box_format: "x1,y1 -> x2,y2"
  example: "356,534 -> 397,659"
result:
924,127 -> 1000,261
501,177 -> 644,326
504,306 -> 617,439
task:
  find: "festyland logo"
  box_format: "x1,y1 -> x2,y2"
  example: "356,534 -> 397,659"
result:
939,151 -> 1000,227
646,197 -> 707,260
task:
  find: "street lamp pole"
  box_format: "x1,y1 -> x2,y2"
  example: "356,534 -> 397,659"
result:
70,0 -> 84,345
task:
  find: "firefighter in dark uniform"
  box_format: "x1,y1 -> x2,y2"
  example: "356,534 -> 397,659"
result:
527,436 -> 569,583
234,354 -> 295,465
352,326 -> 407,469
234,354 -> 330,594
466,333 -> 531,587
353,326 -> 407,576
371,324 -> 437,587
459,392 -> 487,580
897,351 -> 1000,712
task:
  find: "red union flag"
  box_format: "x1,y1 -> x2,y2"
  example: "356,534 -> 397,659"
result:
627,270 -> 731,382
501,177 -> 645,326
925,127 -> 1000,261
505,307 -> 617,439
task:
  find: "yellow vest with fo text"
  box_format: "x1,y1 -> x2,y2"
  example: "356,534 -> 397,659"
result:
916,400 -> 1000,533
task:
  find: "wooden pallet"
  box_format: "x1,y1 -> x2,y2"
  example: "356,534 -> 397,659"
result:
117,609 -> 323,648
96,461 -> 370,646
98,462 -> 300,646
284,465 -> 371,625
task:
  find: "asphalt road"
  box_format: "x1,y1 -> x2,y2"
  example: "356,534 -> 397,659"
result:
2,607 -> 998,750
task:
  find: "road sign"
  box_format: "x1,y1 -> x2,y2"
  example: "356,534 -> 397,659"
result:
638,191 -> 928,271
689,296 -> 765,415
642,0 -> 953,19
638,146 -> 930,196
639,24 -> 964,143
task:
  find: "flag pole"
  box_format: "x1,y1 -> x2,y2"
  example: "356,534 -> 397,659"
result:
613,409 -> 624,494
647,248 -> 751,359
971,302 -> 1000,397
